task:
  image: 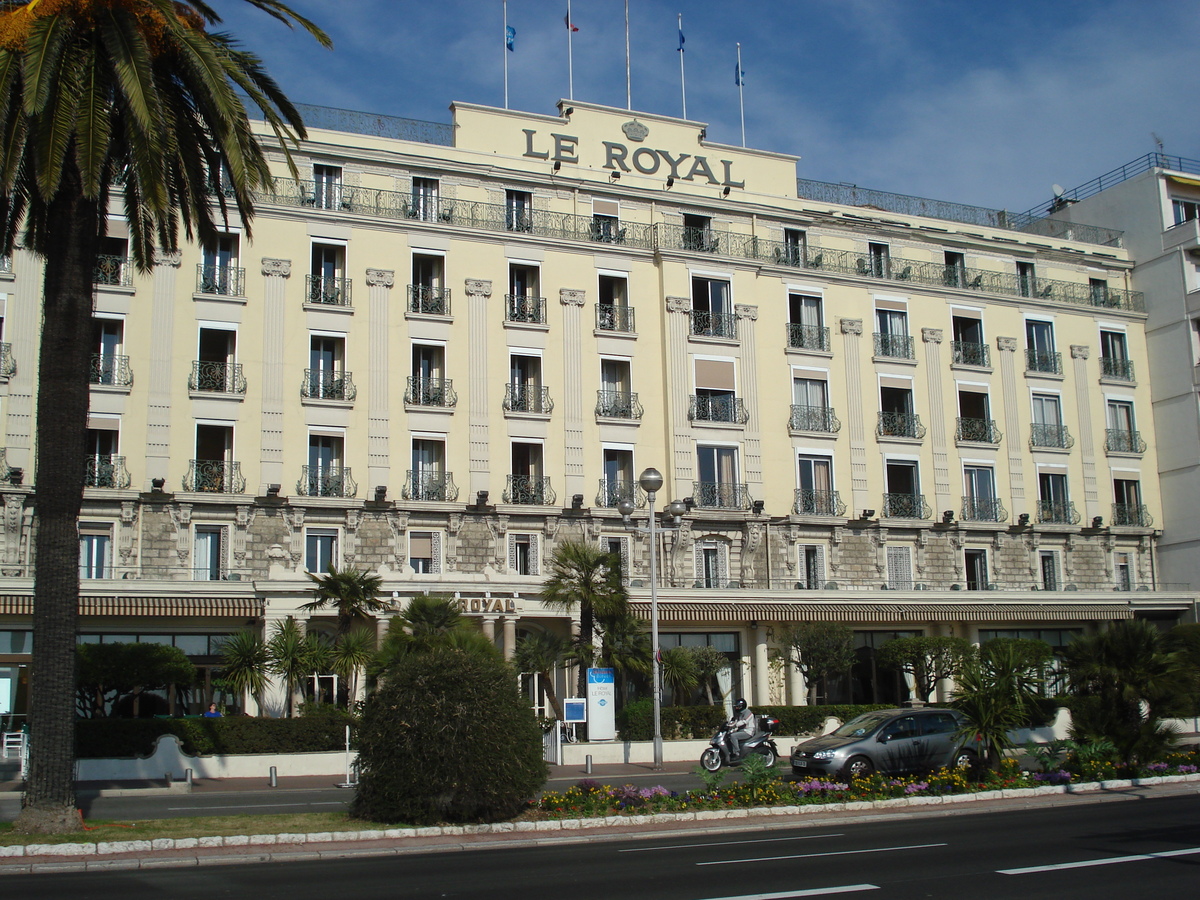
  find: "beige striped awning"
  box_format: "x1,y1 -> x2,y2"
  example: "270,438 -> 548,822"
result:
628,600 -> 1137,625
0,595 -> 261,618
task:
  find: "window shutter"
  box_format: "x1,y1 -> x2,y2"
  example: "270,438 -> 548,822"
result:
716,544 -> 728,585
507,534 -> 517,572
886,545 -> 912,589
695,543 -> 707,582
529,534 -> 540,575
813,544 -> 826,587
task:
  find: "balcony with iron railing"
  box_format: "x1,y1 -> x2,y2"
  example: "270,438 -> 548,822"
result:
93,255 -> 132,287
786,323 -> 831,352
407,284 -> 451,316
0,255 -> 10,274
1105,428 -> 1147,454
0,342 -> 14,378
305,274 -> 352,306
505,294 -> 547,325
956,417 -> 1002,444
1030,423 -> 1074,450
882,493 -> 932,519
402,470 -> 459,502
503,384 -> 553,415
1111,503 -> 1153,527
951,341 -> 990,367
90,354 -> 133,387
689,395 -> 749,425
595,390 -> 643,419
184,459 -> 245,493
793,489 -> 846,517
297,466 -> 357,498
404,376 -> 457,408
873,332 -> 915,360
302,369 -> 357,402
596,304 -> 635,333
789,404 -> 841,433
689,310 -> 737,340
1025,348 -> 1063,375
196,264 -> 245,297
503,474 -> 556,505
596,479 -> 646,509
692,481 -> 751,510
655,223 -> 723,254
189,361 -> 246,394
1037,500 -> 1081,525
877,412 -> 926,440
961,496 -> 1008,523
84,455 -> 131,489
1100,357 -> 1135,381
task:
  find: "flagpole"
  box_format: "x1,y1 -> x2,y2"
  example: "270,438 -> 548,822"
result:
503,0 -> 509,110
737,43 -> 745,148
567,0 -> 574,101
625,0 -> 631,110
678,13 -> 686,119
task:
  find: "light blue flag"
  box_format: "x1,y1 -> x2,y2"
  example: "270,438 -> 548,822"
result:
506,25 -> 516,52
735,62 -> 744,86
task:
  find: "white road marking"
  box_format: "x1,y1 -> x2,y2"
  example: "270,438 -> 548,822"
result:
698,842 -> 947,866
166,801 -> 346,810
620,833 -> 844,853
695,885 -> 878,899
998,846 -> 1200,874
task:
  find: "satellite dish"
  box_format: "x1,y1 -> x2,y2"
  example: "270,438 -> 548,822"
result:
1052,184 -> 1065,198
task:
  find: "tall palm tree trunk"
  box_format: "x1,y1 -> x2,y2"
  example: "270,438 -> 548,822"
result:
16,165 -> 102,833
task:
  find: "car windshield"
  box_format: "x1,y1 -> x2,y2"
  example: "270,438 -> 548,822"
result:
831,712 -> 894,738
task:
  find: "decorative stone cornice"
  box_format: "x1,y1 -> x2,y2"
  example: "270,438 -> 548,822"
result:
735,304 -> 758,321
1070,344 -> 1090,360
464,278 -> 492,297
262,258 -> 291,277
840,318 -> 863,335
153,249 -> 182,268
666,295 -> 691,313
365,268 -> 395,287
559,288 -> 586,306
996,336 -> 1018,352
922,327 -> 944,343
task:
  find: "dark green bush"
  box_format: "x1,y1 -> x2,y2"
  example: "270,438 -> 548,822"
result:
75,711 -> 356,758
351,647 -> 547,825
616,702 -> 894,741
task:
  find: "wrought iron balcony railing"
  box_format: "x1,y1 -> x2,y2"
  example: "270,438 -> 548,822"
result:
659,224 -> 722,254
882,493 -> 932,519
689,395 -> 749,424
873,332 -> 915,359
297,466 -> 357,498
961,496 -> 1008,523
1105,428 -> 1146,454
0,342 -> 13,377
786,323 -> 831,352
877,411 -> 926,439
1025,348 -> 1063,374
407,284 -> 451,316
789,404 -> 841,433
793,489 -> 846,517
503,383 -> 553,414
951,340 -> 990,367
302,369 -> 357,402
405,376 -> 457,407
94,254 -> 132,286
1037,500 -> 1081,525
689,310 -> 737,339
1100,357 -> 1135,381
1111,503 -> 1153,527
189,361 -> 246,394
306,274 -> 352,306
1030,423 -> 1074,450
184,459 -> 245,493
0,255 -> 10,274
505,294 -> 547,324
692,481 -> 751,510
90,354 -> 133,387
84,455 -> 131,489
595,390 -> 643,419
596,304 -> 635,332
596,479 -> 646,509
503,474 -> 556,505
402,470 -> 459,502
956,417 -> 1002,443
196,264 -> 245,296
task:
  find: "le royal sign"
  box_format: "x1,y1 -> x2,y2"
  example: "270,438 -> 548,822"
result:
521,118 -> 744,190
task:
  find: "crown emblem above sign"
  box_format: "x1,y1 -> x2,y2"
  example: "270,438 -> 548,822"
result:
621,119 -> 649,142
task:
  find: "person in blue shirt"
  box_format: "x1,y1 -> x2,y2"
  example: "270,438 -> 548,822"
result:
204,703 -> 222,718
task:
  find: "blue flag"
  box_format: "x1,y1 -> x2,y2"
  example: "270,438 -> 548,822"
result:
678,28 -> 685,51
506,25 -> 515,51
735,62 -> 744,86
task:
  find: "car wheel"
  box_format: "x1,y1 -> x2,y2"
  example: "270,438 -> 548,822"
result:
756,745 -> 777,768
700,748 -> 723,773
842,755 -> 874,780
953,749 -> 978,771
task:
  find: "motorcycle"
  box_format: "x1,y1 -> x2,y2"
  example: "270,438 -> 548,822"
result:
699,715 -> 781,772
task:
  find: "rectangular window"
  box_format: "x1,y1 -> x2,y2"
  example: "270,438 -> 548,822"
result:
874,308 -> 911,359
506,189 -> 533,232
868,242 -> 890,278
192,423 -> 234,492
408,531 -> 440,574
305,528 -> 338,573
411,177 -> 439,221
965,548 -> 989,590
307,434 -> 346,497
410,254 -> 446,314
1113,478 -> 1144,525
1017,261 -> 1036,297
91,319 -> 124,385
1038,471 -> 1072,523
308,335 -> 348,400
695,541 -> 728,588
1040,550 -> 1060,591
944,251 -> 966,288
1025,319 -> 1058,372
886,545 -> 912,590
605,536 -> 629,575
696,445 -> 740,508
682,213 -> 716,252
194,328 -> 237,392
879,385 -> 919,437
509,533 -> 539,575
691,276 -> 734,338
951,314 -> 988,366
1172,197 -> 1200,225
796,455 -> 835,514
592,198 -> 620,243
796,544 -> 826,589
1090,278 -> 1113,308
507,264 -> 543,323
200,235 -> 240,295
79,527 -> 112,579
312,164 -> 342,210
410,438 -> 447,501
963,466 -> 998,521
782,228 -> 806,266
884,461 -> 922,518
1099,330 -> 1132,381
309,244 -> 346,305
1114,551 -> 1133,590
193,526 -> 226,581
787,293 -> 826,350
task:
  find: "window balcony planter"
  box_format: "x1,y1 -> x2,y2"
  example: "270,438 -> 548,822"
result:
93,254 -> 132,287
873,332 -> 915,360
786,323 -> 831,352
402,470 -> 459,502
1111,503 -> 1153,527
504,384 -> 553,415
196,264 -> 245,297
189,361 -> 246,394
956,417 -> 1002,444
689,310 -> 737,340
596,479 -> 646,509
689,395 -> 749,425
1025,349 -> 1063,375
305,275 -> 352,306
882,493 -> 932,519
877,412 -> 926,440
1037,500 -> 1081,525
793,489 -> 846,517
596,390 -> 643,419
691,481 -> 751,510
789,404 -> 841,434
297,466 -> 357,498
84,455 -> 131,489
1100,357 -> 1134,382
961,496 -> 1008,523
89,354 -> 133,387
596,304 -> 635,333
405,376 -> 457,408
951,341 -> 990,367
302,369 -> 357,402
505,294 -> 547,325
1105,429 -> 1147,454
1030,423 -> 1074,450
407,284 -> 451,316
503,474 -> 556,506
184,459 -> 245,493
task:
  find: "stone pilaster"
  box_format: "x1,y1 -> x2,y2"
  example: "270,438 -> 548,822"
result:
560,289 -> 586,497
145,250 -> 182,486
366,268 -> 394,491
995,336 -> 1025,510
259,258 -> 291,489
466,279 -> 493,494
666,296 -> 694,491
922,328 -> 951,515
839,318 -> 869,511
1070,345 -> 1099,515
736,304 -> 762,487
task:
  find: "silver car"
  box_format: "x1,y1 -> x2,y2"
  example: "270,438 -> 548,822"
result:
790,708 -> 979,781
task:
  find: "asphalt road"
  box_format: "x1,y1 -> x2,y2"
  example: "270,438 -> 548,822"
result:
6,793 -> 1200,898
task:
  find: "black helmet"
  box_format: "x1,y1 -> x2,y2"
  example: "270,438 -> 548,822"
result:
734,698 -> 747,712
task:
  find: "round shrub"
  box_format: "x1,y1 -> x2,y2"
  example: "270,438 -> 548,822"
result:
351,646 -> 547,824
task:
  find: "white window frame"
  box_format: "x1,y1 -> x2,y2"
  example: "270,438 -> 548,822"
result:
508,533 -> 540,576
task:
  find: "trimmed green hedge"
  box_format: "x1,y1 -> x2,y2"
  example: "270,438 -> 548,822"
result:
616,701 -> 894,741
75,714 -> 356,759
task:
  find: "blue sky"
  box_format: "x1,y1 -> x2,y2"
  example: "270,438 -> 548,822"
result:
219,0 -> 1200,214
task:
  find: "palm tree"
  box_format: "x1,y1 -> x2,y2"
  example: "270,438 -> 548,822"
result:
596,612 -> 652,708
689,645 -> 732,707
660,647 -> 699,705
218,630 -> 270,715
952,641 -> 1044,771
513,631 -> 570,721
328,627 -> 377,709
268,617 -> 326,718
302,566 -> 388,636
0,1 -> 328,834
369,595 -> 497,685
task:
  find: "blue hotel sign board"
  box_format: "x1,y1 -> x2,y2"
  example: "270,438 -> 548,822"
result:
586,668 -> 616,741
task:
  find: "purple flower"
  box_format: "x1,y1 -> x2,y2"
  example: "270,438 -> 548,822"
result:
905,782 -> 929,794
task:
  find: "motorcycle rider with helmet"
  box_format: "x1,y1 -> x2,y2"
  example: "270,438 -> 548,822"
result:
728,698 -> 755,760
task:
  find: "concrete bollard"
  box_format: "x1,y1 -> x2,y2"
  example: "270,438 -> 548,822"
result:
585,754 -> 593,775
165,771 -> 172,785
185,768 -> 193,787
269,765 -> 278,788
